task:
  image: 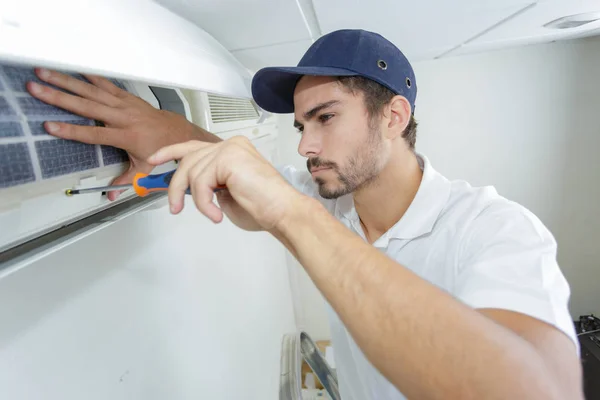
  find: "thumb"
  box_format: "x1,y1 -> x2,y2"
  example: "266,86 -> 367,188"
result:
106,165 -> 140,201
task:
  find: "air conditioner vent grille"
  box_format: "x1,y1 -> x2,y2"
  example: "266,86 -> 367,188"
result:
208,94 -> 259,123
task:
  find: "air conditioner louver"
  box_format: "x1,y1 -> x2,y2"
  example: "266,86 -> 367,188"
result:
208,93 -> 259,123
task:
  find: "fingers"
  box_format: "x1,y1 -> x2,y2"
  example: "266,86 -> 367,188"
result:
46,121 -> 135,202
188,154 -> 223,223
215,189 -> 234,205
167,145 -> 217,215
192,186 -> 223,223
147,140 -> 212,165
27,81 -> 127,124
106,166 -> 137,201
83,74 -> 129,98
43,122 -> 130,149
34,68 -> 121,107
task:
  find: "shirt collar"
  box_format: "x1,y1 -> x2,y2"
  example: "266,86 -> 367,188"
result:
335,153 -> 452,243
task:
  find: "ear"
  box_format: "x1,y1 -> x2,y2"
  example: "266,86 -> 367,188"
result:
386,95 -> 411,139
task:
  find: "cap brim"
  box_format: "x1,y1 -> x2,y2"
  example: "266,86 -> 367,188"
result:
251,66 -> 358,114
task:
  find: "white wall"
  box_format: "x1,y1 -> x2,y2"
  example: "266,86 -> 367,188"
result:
0,190 -> 296,398
415,36 -> 600,319
277,36 -> 600,340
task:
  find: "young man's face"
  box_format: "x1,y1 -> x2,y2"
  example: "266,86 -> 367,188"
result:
293,75 -> 386,199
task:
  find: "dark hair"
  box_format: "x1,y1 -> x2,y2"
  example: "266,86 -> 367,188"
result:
337,76 -> 418,149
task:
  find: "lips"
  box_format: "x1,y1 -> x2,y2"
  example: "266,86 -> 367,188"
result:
311,167 -> 331,174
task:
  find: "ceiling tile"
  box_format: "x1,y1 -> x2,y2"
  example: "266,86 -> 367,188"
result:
312,0 -> 534,61
452,0 -> 600,55
231,40 -> 314,72
154,0 -> 312,50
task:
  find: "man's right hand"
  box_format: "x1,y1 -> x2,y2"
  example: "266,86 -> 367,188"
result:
27,68 -> 207,200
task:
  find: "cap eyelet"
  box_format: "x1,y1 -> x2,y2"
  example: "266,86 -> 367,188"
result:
377,60 -> 387,70
406,77 -> 412,88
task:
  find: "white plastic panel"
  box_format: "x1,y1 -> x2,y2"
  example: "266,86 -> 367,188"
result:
452,0 -> 600,56
154,0 -> 312,51
0,161 -> 177,253
217,122 -> 278,144
0,0 -> 252,98
312,0 -> 535,61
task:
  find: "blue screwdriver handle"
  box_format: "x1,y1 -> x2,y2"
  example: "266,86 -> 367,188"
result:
132,170 -> 226,197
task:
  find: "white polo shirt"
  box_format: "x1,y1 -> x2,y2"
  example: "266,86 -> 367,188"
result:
279,154 -> 577,400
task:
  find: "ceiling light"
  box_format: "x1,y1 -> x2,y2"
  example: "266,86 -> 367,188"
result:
544,11 -> 600,29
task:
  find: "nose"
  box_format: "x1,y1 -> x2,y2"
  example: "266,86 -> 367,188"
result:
298,130 -> 321,158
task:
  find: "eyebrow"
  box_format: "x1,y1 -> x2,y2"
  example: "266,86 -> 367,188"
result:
294,100 -> 340,128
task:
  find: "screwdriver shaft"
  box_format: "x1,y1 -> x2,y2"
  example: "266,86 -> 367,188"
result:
65,170 -> 228,197
65,184 -> 132,196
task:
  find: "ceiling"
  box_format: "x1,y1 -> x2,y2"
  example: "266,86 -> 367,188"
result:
154,0 -> 600,71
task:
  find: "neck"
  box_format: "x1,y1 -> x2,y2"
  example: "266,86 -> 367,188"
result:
353,150 -> 422,243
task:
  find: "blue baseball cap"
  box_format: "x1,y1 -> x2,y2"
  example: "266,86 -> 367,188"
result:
251,29 -> 417,114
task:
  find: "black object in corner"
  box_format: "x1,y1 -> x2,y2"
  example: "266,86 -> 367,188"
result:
577,315 -> 600,399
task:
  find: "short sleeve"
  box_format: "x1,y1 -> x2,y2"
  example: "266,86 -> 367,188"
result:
455,201 -> 578,350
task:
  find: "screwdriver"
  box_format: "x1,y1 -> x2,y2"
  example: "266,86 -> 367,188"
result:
65,170 -> 227,197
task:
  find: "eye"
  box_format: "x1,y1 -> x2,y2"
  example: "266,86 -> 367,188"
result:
296,125 -> 304,134
319,113 -> 334,123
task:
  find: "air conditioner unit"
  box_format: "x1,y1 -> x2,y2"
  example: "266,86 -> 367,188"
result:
183,90 -> 277,142
0,0 -> 262,255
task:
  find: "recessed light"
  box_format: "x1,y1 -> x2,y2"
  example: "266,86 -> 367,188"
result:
544,11 -> 600,29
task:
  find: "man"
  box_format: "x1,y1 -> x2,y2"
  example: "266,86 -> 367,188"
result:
26,29 -> 582,399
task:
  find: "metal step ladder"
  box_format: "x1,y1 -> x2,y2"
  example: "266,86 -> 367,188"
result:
280,332 -> 340,400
